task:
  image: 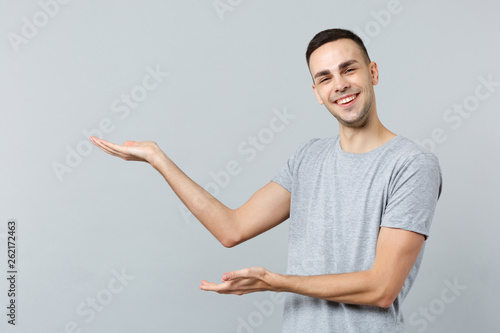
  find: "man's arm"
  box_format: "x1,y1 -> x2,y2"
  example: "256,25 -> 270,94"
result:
200,226 -> 424,308
89,137 -> 291,247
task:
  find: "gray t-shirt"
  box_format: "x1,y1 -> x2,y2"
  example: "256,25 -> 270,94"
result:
271,135 -> 442,333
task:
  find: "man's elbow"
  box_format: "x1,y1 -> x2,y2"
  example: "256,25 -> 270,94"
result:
374,293 -> 397,309
219,212 -> 247,248
219,232 -> 244,248
220,238 -> 238,248
373,285 -> 400,309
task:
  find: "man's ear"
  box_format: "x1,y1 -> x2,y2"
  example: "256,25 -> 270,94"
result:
312,84 -> 324,105
370,62 -> 379,86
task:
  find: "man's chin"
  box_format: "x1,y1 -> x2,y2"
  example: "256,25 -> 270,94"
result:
335,114 -> 370,129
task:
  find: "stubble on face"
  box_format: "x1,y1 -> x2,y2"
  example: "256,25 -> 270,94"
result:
329,87 -> 374,129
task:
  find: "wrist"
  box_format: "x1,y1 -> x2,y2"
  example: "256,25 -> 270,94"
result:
267,271 -> 287,293
149,147 -> 169,170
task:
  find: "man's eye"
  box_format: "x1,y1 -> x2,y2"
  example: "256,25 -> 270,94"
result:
319,77 -> 330,83
345,68 -> 355,73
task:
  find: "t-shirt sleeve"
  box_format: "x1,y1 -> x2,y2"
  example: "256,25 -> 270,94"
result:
380,152 -> 443,239
271,140 -> 314,192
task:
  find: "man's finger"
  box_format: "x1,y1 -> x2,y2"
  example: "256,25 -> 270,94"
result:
199,282 -> 223,291
124,141 -> 138,147
99,139 -> 126,153
223,267 -> 253,281
93,139 -> 129,157
92,140 -> 121,157
91,140 -> 114,154
200,280 -> 218,286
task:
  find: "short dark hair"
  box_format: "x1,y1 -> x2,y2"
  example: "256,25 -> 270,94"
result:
306,29 -> 371,67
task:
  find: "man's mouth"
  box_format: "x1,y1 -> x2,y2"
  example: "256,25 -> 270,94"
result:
334,93 -> 359,106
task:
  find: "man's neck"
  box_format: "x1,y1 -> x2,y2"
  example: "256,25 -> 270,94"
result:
338,117 -> 396,154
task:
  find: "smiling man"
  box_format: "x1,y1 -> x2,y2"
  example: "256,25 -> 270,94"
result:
90,29 -> 442,332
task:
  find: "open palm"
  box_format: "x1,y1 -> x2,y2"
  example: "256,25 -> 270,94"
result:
89,137 -> 160,164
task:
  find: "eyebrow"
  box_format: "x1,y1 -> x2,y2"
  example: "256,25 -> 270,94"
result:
338,59 -> 359,71
313,59 -> 360,81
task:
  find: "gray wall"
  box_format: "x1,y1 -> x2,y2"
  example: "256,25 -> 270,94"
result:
1,0 -> 498,332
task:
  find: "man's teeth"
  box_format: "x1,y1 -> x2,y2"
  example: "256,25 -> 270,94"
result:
337,94 -> 357,105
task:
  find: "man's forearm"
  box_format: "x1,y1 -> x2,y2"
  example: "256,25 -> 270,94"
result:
270,269 -> 394,308
201,227 -> 421,309
150,150 -> 238,247
201,266 -> 398,308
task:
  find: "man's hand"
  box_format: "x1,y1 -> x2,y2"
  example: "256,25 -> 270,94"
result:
89,137 -> 162,166
199,267 -> 279,295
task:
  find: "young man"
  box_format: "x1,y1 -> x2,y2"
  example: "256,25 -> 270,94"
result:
90,29 -> 442,332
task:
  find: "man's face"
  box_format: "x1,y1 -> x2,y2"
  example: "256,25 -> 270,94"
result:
309,39 -> 379,128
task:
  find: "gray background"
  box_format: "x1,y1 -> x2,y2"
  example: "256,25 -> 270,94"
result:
1,0 -> 498,332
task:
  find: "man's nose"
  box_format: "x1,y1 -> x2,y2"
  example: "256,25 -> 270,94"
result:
334,76 -> 350,93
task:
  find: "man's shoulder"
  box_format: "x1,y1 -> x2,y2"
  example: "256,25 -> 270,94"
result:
282,136 -> 336,170
388,136 -> 440,165
386,136 -> 442,194
391,135 -> 431,153
294,136 -> 337,152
